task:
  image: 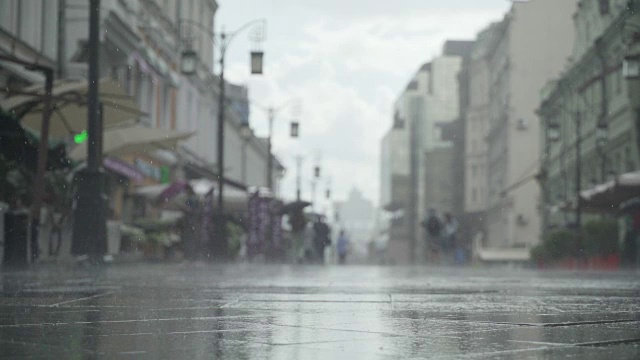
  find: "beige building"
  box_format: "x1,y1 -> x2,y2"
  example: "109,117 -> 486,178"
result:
485,0 -> 578,250
381,43 -> 467,264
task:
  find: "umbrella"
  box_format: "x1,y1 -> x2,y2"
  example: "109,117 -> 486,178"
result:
68,126 -> 194,161
0,78 -> 145,139
279,200 -> 312,215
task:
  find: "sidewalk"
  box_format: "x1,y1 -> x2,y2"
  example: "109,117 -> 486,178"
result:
1,264 -> 639,358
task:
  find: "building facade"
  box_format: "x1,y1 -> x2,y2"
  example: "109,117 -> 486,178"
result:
539,0 -> 640,230
0,0 -> 59,90
484,0 -> 577,250
380,112 -> 411,264
380,42 -> 467,264
462,25 -> 499,245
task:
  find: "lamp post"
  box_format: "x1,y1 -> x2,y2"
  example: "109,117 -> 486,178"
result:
179,18 -> 265,258
295,155 -> 303,201
71,0 -> 107,263
240,124 -> 252,184
623,54 -> 640,178
0,54 -> 54,263
241,99 -> 301,193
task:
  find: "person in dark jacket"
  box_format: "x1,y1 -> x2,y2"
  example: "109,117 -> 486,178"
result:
312,215 -> 331,264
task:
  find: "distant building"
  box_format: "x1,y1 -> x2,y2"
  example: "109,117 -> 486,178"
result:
380,112 -> 411,263
380,42 -> 469,264
484,0 -> 577,250
333,188 -> 376,257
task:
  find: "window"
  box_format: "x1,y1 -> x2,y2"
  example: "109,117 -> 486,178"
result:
19,0 -> 42,50
472,188 -> 478,203
162,85 -> 171,129
625,146 -> 635,172
616,68 -> 622,94
0,0 -> 18,34
598,0 -> 610,15
472,165 -> 478,178
41,0 -> 58,58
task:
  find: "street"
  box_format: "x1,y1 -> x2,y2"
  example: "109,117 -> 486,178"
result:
1,264 -> 639,359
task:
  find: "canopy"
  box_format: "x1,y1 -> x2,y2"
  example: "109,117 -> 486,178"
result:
0,78 -> 145,139
134,179 -> 249,213
68,126 -> 193,161
559,171 -> 640,214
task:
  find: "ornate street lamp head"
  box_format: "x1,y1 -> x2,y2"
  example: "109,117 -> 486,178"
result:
546,122 -> 561,142
251,51 -> 264,74
290,121 -> 299,138
240,122 -> 252,141
595,122 -> 608,147
180,49 -> 198,76
623,55 -> 640,79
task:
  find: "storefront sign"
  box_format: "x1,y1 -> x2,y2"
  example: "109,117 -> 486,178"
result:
104,157 -> 144,182
135,158 -> 162,182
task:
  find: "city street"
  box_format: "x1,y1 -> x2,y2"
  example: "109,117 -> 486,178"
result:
1,264 -> 639,359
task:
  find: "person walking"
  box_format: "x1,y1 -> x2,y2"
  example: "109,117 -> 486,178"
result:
422,208 -> 442,263
442,212 -> 459,264
312,215 -> 331,264
337,230 -> 349,265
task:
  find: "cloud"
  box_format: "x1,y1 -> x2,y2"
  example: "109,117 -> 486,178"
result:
223,4 -> 508,207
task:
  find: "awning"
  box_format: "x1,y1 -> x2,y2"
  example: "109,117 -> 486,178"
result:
134,179 -> 249,213
0,78 -> 145,139
68,125 -> 194,161
559,171 -> 640,214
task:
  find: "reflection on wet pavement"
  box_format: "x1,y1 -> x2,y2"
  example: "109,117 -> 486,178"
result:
1,264 -> 639,358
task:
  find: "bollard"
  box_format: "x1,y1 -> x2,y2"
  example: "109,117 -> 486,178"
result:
3,210 -> 29,270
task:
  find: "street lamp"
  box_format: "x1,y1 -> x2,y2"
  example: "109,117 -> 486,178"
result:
0,54 -> 54,264
250,51 -> 264,74
180,49 -> 198,76
71,0 -> 107,263
290,121 -> 300,138
623,54 -> 640,79
249,99 -> 301,192
179,18 -> 266,258
547,122 -> 561,142
595,122 -> 609,182
239,122 -> 252,185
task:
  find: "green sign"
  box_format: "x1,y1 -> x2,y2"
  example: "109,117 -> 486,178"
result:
74,130 -> 88,144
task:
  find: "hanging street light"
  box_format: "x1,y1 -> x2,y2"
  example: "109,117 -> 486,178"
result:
547,122 -> 561,142
595,122 -> 608,147
623,54 -> 640,79
178,18 -> 266,259
290,121 -> 299,137
180,49 -> 198,76
250,51 -> 264,75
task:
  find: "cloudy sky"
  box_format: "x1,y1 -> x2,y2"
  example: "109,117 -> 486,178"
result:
217,0 -> 510,209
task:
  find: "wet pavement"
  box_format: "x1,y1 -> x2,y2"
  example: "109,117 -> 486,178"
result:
1,264 -> 639,359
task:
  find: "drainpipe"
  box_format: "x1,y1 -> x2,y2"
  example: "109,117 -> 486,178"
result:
57,0 -> 66,78
594,38 -> 608,182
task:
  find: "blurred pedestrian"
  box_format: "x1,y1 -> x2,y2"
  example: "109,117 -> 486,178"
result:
337,230 -> 349,265
313,215 -> 331,264
422,208 -> 442,263
442,212 -> 459,264
303,217 -> 315,263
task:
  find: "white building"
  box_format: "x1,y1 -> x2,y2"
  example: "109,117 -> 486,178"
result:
485,0 -> 577,249
380,44 -> 467,264
463,26 -> 498,240
333,188 -> 376,258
